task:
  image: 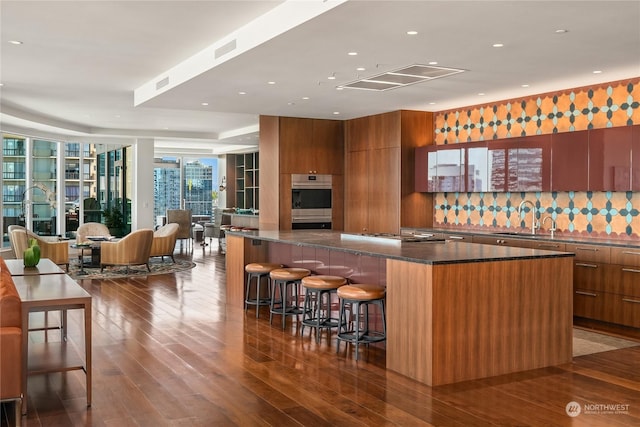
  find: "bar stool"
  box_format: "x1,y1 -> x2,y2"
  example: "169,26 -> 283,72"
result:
244,262 -> 283,318
269,268 -> 311,329
300,275 -> 347,342
336,284 -> 386,360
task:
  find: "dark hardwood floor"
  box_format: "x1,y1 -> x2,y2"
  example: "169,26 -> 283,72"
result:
3,247 -> 640,426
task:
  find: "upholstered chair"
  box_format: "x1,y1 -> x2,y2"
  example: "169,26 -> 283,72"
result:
149,223 -> 179,263
100,229 -> 154,273
8,225 -> 70,271
75,222 -> 110,244
0,258 -> 23,425
166,209 -> 193,252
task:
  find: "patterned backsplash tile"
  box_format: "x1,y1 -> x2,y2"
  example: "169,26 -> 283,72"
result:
434,191 -> 640,239
431,78 -> 640,239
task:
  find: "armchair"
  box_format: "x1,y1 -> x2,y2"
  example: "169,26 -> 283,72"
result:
149,223 -> 179,263
8,225 -> 69,271
166,209 -> 193,252
100,229 -> 154,273
75,222 -> 110,244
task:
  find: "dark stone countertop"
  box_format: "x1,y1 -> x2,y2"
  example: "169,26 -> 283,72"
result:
412,227 -> 640,249
225,229 -> 573,265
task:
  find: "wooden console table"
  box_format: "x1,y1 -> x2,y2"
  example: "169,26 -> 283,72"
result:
12,274 -> 92,415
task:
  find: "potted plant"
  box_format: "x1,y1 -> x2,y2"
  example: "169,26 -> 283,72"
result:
103,205 -> 125,237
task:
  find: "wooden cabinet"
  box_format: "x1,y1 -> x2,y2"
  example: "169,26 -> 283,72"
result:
259,115 -> 344,230
566,242 -> 640,328
551,130 -> 589,191
345,110 -> 432,234
279,117 -> 343,175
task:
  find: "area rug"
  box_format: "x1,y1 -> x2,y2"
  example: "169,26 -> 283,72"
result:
68,258 -> 196,280
573,328 -> 640,357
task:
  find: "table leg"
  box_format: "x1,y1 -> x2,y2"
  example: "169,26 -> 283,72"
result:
84,300 -> 92,407
20,308 -> 28,415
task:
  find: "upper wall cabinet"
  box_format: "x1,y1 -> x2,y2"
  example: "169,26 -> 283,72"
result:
632,126 -> 640,190
487,135 -> 551,192
551,130 -> 589,191
588,126 -> 633,191
417,125 -> 639,193
279,117 -> 344,175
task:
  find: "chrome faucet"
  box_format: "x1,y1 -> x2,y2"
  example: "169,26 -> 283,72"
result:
518,200 -> 539,235
541,216 -> 557,239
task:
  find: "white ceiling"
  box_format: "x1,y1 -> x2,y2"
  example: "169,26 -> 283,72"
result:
1,0 -> 639,156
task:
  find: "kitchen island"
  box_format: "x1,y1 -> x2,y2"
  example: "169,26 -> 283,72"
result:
225,229 -> 574,386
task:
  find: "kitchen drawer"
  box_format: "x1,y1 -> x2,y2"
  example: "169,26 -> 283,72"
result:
616,265 -> 640,298
574,288 -> 640,328
526,241 -> 567,251
565,243 -> 611,263
611,246 -> 640,267
472,235 -> 530,247
573,262 -> 609,292
443,234 -> 473,242
573,288 -> 607,321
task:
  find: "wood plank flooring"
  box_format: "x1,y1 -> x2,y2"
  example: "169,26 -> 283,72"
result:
3,247 -> 640,426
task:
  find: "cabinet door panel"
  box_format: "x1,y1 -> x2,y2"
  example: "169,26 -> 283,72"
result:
588,126 -> 632,191
344,151 -> 369,232
368,148 -> 400,234
513,135 -> 551,191
466,143 -> 489,192
551,130 -> 589,191
632,125 -> 640,190
434,147 -> 464,192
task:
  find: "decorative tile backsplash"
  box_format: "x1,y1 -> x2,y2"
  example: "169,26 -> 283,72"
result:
431,78 -> 640,239
435,191 -> 640,239
434,78 -> 640,144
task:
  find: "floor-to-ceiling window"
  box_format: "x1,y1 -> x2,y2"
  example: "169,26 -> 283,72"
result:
154,156 -> 218,224
1,133 -> 100,244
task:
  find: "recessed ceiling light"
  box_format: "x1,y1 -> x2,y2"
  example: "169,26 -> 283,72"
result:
521,84 -> 530,88
328,75 -> 336,80
348,52 -> 358,56
593,70 -> 603,74
407,30 -> 418,35
336,87 -> 344,91
267,81 -> 276,85
478,92 -> 486,96
238,91 -> 247,95
356,67 -> 365,71
302,97 -> 310,100
0,83 -> 3,87
428,61 -> 438,65
492,43 -> 504,48
201,102 -> 209,106
8,40 -> 23,45
555,29 -> 568,34
429,102 -> 436,105
333,112 -> 340,115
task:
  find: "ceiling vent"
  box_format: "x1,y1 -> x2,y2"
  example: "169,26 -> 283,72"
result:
339,64 -> 465,91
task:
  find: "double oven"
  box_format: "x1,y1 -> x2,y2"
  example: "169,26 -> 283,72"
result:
291,174 -> 332,229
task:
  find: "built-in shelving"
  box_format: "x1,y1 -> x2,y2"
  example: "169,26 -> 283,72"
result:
227,151 -> 259,210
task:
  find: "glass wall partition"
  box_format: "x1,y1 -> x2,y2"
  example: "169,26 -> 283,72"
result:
1,133 -> 100,244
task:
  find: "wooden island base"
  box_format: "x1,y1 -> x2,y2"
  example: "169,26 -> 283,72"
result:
226,232 -> 573,386
386,257 -> 572,386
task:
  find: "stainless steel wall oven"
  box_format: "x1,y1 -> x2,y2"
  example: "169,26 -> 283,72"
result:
291,174 -> 332,229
